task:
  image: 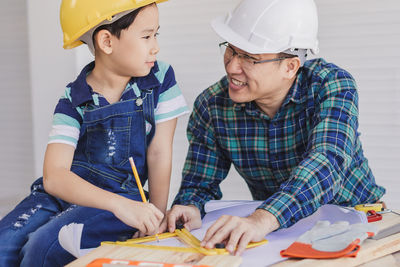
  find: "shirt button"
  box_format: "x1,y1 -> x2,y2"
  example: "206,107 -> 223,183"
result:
320,198 -> 325,205
290,218 -> 296,224
136,98 -> 143,106
272,122 -> 278,127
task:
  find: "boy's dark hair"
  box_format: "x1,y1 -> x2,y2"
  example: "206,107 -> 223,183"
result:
92,4 -> 149,46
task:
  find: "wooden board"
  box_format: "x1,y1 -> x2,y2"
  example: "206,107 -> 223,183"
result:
66,244 -> 242,267
271,211 -> 400,267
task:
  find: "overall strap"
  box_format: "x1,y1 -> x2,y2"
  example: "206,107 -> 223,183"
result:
140,89 -> 156,146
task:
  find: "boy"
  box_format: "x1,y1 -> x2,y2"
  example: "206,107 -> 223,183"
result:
0,0 -> 188,266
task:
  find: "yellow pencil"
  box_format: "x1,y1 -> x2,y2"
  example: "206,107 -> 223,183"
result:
128,156 -> 159,241
129,157 -> 147,202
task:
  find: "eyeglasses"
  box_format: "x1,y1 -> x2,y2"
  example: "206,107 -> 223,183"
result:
219,42 -> 294,69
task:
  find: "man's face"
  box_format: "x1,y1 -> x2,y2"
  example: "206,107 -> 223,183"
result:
224,44 -> 286,105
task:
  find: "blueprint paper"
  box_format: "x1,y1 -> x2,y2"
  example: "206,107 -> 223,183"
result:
58,202 -> 366,266
201,201 -> 367,267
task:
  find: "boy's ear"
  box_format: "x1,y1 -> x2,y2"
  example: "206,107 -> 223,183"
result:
95,29 -> 113,54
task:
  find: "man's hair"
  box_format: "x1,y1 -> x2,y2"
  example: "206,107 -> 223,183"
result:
92,4 -> 151,45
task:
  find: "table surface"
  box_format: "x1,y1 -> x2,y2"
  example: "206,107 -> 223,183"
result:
67,210 -> 400,267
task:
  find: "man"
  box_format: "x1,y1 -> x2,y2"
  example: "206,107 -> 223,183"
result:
162,0 -> 385,256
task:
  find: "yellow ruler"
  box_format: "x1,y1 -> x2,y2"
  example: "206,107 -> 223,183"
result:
355,203 -> 384,213
102,228 -> 268,256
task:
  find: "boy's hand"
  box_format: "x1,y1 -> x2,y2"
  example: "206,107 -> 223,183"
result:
112,197 -> 164,236
160,205 -> 202,233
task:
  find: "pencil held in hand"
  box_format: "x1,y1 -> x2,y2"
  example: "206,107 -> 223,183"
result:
129,157 -> 147,203
129,157 -> 160,242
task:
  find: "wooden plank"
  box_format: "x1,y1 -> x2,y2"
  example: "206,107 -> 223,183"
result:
196,255 -> 242,267
66,244 -> 242,267
359,254 -> 397,267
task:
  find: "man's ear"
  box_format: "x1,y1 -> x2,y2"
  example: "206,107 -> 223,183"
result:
94,29 -> 113,54
283,57 -> 301,79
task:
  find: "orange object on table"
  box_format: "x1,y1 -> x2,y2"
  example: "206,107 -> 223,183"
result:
86,258 -> 212,267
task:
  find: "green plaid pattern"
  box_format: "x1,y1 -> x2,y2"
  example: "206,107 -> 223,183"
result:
173,58 -> 385,228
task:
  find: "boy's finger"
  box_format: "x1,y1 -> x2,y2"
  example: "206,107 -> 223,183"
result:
131,231 -> 140,238
144,220 -> 155,235
159,219 -> 168,233
149,215 -> 160,235
167,211 -> 178,233
147,203 -> 164,221
153,207 -> 164,221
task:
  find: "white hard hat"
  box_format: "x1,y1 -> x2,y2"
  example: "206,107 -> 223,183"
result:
212,0 -> 319,56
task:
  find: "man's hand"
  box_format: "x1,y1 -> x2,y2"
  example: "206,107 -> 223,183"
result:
160,204 -> 202,233
201,209 -> 280,255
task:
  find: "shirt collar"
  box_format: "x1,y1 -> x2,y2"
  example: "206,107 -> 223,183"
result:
69,61 -> 161,108
282,68 -> 308,106
234,101 -> 264,117
69,62 -> 95,108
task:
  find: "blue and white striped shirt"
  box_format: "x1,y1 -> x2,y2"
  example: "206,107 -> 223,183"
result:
48,61 -> 189,147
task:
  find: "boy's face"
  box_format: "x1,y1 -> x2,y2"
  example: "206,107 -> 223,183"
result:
111,4 -> 160,77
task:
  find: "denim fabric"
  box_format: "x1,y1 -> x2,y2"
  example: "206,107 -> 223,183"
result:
0,91 -> 154,266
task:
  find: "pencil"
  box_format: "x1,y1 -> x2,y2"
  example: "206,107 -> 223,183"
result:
129,157 -> 147,202
128,156 -> 159,242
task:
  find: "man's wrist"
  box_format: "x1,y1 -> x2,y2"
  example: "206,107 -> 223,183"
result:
250,208 -> 280,233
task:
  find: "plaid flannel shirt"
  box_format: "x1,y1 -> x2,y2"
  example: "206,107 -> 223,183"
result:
173,58 -> 385,229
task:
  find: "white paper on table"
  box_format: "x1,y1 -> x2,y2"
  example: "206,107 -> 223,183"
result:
201,201 -> 367,267
58,202 -> 366,267
58,223 -> 93,258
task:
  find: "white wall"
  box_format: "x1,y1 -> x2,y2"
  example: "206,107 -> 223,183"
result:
314,0 -> 400,206
0,0 -> 34,216
27,0 -> 77,179
156,0 -> 249,204
1,0 -> 399,216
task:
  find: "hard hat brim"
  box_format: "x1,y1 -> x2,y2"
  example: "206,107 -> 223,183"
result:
211,15 -> 282,55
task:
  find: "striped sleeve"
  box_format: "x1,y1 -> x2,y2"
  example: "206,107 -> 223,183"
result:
154,62 -> 189,123
48,87 -> 82,148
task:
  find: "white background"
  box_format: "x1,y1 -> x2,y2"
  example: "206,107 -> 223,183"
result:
0,0 -> 399,217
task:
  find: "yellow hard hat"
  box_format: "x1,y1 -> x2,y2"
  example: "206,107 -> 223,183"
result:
60,0 -> 168,50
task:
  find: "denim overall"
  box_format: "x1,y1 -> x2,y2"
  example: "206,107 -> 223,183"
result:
0,83 -> 156,266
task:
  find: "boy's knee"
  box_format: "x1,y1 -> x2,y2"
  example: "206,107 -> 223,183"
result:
20,229 -> 75,267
